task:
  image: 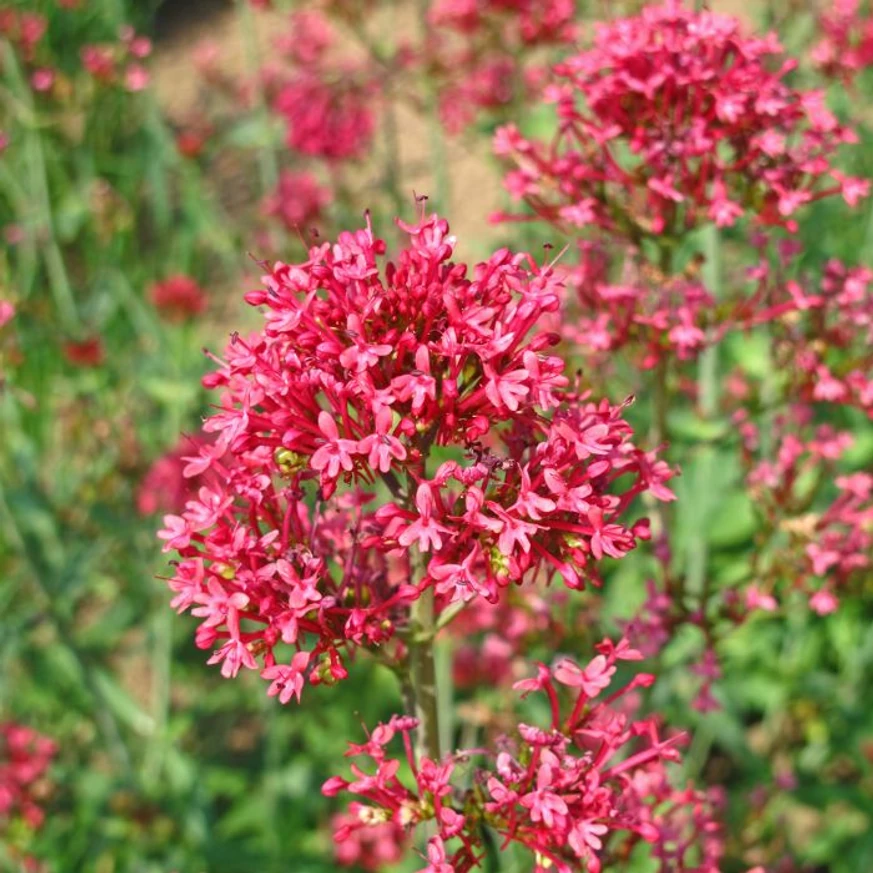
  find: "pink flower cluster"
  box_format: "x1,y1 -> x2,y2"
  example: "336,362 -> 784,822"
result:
262,169 -> 331,234
792,260 -> 873,417
495,1 -> 867,236
429,0 -> 576,46
274,72 -> 378,162
148,275 -> 208,323
80,26 -> 152,92
159,213 -> 670,699
724,249 -> 873,417
563,255 -> 713,369
271,12 -> 378,162
812,0 -> 873,83
331,810 -> 406,871
0,299 -> 14,330
0,7 -> 46,62
0,723 -> 55,832
451,583 -> 572,690
325,639 -> 722,873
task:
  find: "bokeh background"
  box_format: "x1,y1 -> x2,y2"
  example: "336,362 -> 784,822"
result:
2,1 -> 873,872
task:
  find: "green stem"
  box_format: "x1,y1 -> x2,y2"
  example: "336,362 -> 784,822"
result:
382,91 -> 407,218
2,42 -> 79,329
142,605 -> 172,789
650,245 -> 675,585
415,0 -> 451,212
698,224 -> 721,419
686,225 -> 722,605
408,583 -> 441,762
236,0 -> 279,194
0,480 -> 133,777
651,355 -> 669,455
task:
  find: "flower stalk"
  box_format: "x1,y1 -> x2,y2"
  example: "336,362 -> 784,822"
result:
408,574 -> 441,763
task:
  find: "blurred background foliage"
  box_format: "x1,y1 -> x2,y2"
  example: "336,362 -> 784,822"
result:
1,0 -> 873,872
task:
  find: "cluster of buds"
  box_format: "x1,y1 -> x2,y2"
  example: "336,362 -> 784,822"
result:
494,1 -> 867,238
324,639 -> 723,873
159,212 -> 671,700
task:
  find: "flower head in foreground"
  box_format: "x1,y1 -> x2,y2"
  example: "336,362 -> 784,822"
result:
495,1 -> 867,237
325,639 -> 722,873
159,212 -> 672,701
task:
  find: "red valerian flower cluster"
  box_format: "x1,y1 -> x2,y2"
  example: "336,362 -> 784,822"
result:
812,0 -> 873,84
451,582 -> 574,690
429,0 -> 576,45
494,1 -> 868,237
159,213 -> 671,699
274,71 -> 378,162
0,4 -> 148,98
0,299 -> 13,330
270,12 -> 379,162
0,722 -> 55,833
331,809 -> 406,871
724,249 -> 873,417
324,639 -> 723,873
62,336 -> 105,368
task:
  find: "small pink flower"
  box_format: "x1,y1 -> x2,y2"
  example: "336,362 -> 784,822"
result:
124,63 -> 150,92
553,653 -> 615,698
809,589 -> 839,616
398,484 -> 450,553
30,67 -> 55,92
0,300 -> 14,329
262,651 -> 312,704
310,410 -> 359,482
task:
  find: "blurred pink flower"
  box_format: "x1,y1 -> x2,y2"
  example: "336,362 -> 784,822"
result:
262,170 -> 330,233
148,275 -> 208,322
0,300 -> 15,329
